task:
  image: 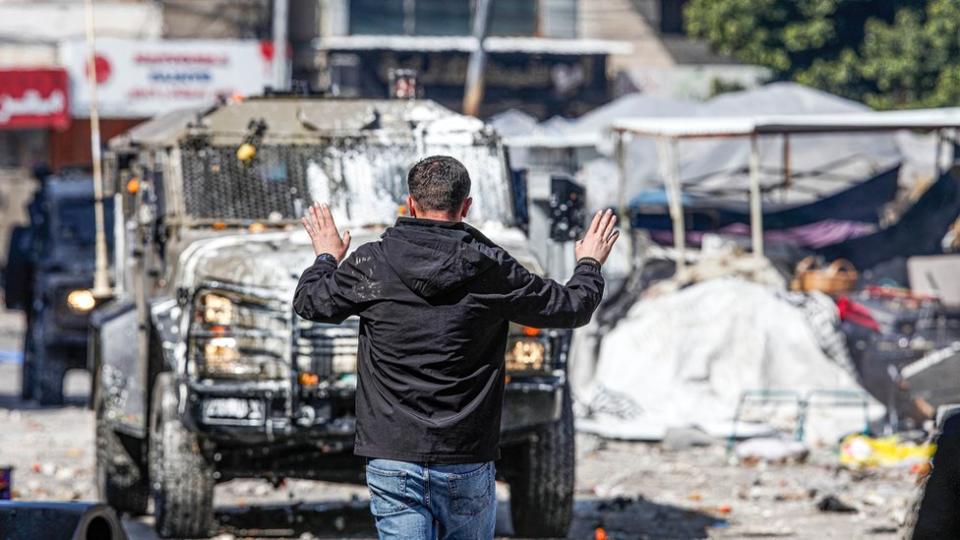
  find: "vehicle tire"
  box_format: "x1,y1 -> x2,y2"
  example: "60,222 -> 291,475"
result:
95,389 -> 149,515
34,344 -> 65,406
150,373 -> 215,539
508,387 -> 575,538
33,358 -> 66,406
20,330 -> 35,402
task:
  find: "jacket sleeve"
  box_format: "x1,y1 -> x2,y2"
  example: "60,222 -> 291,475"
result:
498,255 -> 604,329
292,249 -> 371,324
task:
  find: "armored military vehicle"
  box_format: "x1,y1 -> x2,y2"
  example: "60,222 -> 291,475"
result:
4,174 -> 112,405
91,96 -> 576,538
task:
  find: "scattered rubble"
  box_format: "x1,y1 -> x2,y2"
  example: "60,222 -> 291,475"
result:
661,427 -> 715,451
816,494 -> 859,513
735,437 -> 809,464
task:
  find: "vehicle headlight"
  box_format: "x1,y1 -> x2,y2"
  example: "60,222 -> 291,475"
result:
66,289 -> 96,313
200,335 -> 288,379
505,338 -> 547,373
197,291 -> 288,332
203,293 -> 233,325
191,289 -> 290,380
505,324 -> 550,373
204,337 -> 244,375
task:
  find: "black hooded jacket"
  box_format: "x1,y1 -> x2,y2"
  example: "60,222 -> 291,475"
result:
293,217 -> 604,463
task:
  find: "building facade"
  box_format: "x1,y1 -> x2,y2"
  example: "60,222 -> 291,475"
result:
296,0 -> 627,119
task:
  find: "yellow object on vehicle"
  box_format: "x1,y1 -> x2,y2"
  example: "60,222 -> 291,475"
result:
236,142 -> 257,162
839,434 -> 935,468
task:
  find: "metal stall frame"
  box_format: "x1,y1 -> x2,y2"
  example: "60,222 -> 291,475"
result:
611,109 -> 960,273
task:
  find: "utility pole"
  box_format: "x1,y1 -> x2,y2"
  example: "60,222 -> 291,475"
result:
462,0 -> 492,117
272,0 -> 289,90
84,0 -> 111,298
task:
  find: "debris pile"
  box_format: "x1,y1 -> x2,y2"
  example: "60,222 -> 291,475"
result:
577,278 -> 884,445
734,437 -> 809,465
574,436 -> 913,538
839,434 -> 936,469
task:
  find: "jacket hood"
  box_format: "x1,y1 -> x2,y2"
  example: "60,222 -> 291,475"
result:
381,218 -> 498,298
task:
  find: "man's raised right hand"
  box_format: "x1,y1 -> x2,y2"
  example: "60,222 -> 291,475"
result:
575,208 -> 619,265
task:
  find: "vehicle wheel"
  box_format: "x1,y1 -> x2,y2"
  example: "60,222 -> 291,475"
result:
19,331 -> 35,401
150,373 -> 215,538
508,387 -> 575,538
34,343 -> 65,406
95,389 -> 149,515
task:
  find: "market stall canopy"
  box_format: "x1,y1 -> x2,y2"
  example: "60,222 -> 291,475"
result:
498,84 -> 944,214
612,108 -> 960,138
611,106 -> 960,266
631,164 -> 901,234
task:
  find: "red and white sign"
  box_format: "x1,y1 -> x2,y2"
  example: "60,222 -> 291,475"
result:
0,68 -> 70,130
59,39 -> 274,118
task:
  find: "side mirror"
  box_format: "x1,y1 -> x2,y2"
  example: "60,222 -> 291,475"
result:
511,168 -> 529,232
549,175 -> 586,242
4,225 -> 33,311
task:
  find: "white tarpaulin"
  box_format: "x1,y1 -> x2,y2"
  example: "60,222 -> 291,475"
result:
59,39 -> 274,118
577,279 -> 884,444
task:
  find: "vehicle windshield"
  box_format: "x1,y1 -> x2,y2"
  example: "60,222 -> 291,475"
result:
55,198 -> 114,246
179,140 -> 514,227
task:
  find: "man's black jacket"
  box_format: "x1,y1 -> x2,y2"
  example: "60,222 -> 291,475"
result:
293,217 -> 604,463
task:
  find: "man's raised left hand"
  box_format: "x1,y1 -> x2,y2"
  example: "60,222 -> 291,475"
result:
302,202 -> 351,262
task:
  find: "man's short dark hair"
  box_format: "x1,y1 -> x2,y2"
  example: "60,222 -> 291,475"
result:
407,155 -> 471,213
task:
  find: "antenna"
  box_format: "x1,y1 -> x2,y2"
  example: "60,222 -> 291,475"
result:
84,0 -> 111,299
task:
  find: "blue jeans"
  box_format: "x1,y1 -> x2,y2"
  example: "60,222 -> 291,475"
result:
365,459 -> 496,540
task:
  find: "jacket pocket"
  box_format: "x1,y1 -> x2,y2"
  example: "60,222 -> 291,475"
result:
366,464 -> 409,517
447,462 -> 493,516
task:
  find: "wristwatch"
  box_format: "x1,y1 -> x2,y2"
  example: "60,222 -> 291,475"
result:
315,253 -> 338,266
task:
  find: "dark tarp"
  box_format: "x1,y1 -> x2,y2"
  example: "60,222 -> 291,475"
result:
648,219 -> 875,249
818,167 -> 960,269
631,164 -> 901,231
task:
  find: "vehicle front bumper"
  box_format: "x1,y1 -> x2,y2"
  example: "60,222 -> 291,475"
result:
181,374 -> 565,446
35,308 -> 89,357
502,376 -> 565,435
182,379 -> 355,446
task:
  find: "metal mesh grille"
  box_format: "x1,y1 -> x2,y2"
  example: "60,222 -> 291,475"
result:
295,318 -> 361,377
179,141 -> 513,225
180,144 -> 315,221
